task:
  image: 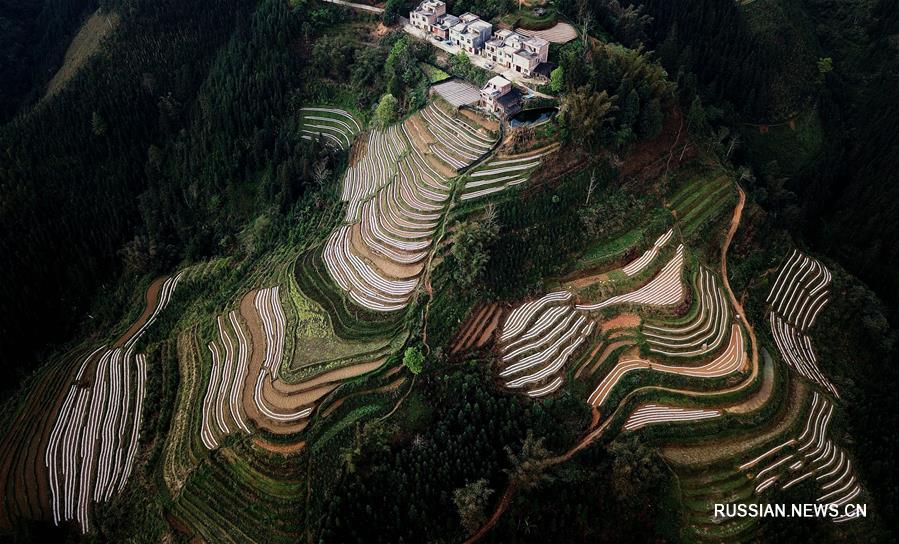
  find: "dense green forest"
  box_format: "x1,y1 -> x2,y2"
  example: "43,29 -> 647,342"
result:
0,0 -> 361,392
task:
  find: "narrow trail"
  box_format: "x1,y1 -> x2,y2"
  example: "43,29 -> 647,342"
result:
463,484 -> 515,544
420,127 -> 502,355
467,183 -> 758,542
379,375 -> 416,422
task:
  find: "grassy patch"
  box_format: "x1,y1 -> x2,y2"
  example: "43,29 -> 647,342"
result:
419,62 -> 450,84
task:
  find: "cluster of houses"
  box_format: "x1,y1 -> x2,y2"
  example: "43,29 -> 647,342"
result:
410,0 -> 552,117
410,0 -> 550,77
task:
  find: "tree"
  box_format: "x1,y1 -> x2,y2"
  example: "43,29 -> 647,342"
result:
374,93 -> 398,127
449,208 -> 499,288
91,111 -> 107,136
549,66 -> 565,93
558,88 -> 618,149
610,436 -> 667,507
504,431 -> 554,490
686,95 -> 707,132
383,0 -> 404,25
453,479 -> 494,534
403,346 -> 425,374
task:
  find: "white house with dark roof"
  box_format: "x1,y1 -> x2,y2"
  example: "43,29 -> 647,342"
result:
483,29 -> 549,77
480,76 -> 523,117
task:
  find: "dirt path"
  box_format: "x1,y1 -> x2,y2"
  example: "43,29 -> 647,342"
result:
463,484 -> 515,544
114,277 -> 165,348
720,186 -> 759,374
468,183 -> 759,541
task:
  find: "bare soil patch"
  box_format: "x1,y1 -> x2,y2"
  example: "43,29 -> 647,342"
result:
350,222 -> 424,279
475,307 -> 501,348
114,277 -> 165,348
252,438 -> 306,456
460,108 -> 500,132
600,313 -> 641,332
44,10 -> 120,100
275,358 -> 385,394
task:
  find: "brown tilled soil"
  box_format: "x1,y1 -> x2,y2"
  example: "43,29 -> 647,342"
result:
349,222 -> 424,279
238,288 -> 328,435
348,131 -> 368,167
251,438 -> 306,456
114,277 -> 165,348
618,106 -> 695,188
451,304 -> 491,354
405,116 -> 458,178
273,358 -> 385,394
261,380 -> 336,410
238,289 -> 267,431
475,308 -> 501,348
586,341 -> 634,376
0,348 -> 84,528
600,314 -> 641,332
563,271 -> 610,290
459,108 -> 499,132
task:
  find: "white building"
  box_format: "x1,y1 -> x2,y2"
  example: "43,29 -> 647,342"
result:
482,29 -> 550,77
480,76 -> 523,117
449,13 -> 493,54
410,0 -> 447,32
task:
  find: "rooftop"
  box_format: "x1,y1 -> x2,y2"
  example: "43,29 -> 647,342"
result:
496,88 -> 524,109
414,0 -> 445,14
486,76 -> 511,87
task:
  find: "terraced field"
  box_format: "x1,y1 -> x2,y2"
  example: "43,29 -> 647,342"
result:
0,274 -> 182,532
668,172 -> 737,239
299,107 -> 361,150
0,92 -> 869,541
459,143 -> 560,202
453,176 -> 867,538
767,249 -> 838,395
317,100 -> 499,313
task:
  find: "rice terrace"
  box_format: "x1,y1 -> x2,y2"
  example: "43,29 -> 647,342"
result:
1,0 -> 897,543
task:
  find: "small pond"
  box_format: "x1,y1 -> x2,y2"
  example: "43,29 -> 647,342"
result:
509,107 -> 558,128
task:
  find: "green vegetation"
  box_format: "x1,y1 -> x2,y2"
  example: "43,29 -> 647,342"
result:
402,346 -> 424,375
419,62 -> 450,84
1,0 -> 897,542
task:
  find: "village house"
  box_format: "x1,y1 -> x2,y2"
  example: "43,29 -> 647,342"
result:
432,13 -> 460,40
448,13 -> 493,54
483,29 -> 550,77
409,0 -> 446,32
480,76 -> 523,118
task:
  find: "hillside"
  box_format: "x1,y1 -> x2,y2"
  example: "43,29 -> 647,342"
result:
0,0 -> 896,543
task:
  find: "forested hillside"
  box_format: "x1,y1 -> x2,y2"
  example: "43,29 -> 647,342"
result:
0,0 -> 346,391
0,0 -> 97,120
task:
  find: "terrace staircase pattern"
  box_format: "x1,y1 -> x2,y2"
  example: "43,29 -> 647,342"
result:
322,102 -> 499,313
299,107 -> 361,150
766,249 -> 838,396
45,273 -> 182,532
459,143 -> 559,201
497,292 -> 596,397
642,267 -> 731,358
737,392 -> 862,523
